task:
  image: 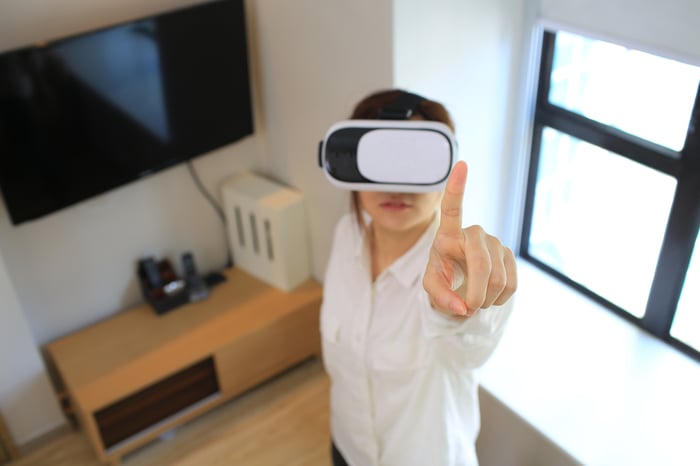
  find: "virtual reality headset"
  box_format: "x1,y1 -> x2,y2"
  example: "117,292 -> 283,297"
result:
318,92 -> 457,192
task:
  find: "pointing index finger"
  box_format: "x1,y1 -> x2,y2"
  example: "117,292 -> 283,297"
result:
439,161 -> 468,235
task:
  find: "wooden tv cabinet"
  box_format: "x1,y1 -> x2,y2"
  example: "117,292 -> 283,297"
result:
46,268 -> 323,465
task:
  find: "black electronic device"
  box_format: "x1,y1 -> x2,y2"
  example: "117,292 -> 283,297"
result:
137,257 -> 188,314
204,271 -> 227,288
182,252 -> 209,302
139,257 -> 162,289
182,251 -> 198,277
0,0 -> 253,225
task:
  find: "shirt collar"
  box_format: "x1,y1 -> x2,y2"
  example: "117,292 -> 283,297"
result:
353,213 -> 439,289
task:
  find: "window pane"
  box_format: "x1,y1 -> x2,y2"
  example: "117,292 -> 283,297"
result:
549,31 -> 700,151
671,233 -> 700,351
529,128 -> 677,317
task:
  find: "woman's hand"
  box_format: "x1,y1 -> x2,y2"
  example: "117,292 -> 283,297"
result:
423,161 -> 517,317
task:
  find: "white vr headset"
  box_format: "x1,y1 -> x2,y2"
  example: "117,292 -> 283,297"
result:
318,92 -> 457,192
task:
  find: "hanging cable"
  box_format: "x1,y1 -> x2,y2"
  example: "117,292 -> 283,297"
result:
187,160 -> 225,221
186,160 -> 233,267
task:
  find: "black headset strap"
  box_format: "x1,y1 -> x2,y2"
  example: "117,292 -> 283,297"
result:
377,91 -> 426,120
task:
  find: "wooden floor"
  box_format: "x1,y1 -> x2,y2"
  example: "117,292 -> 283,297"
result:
9,358 -> 331,466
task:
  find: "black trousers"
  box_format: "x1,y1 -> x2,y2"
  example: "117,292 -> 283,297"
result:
331,441 -> 349,466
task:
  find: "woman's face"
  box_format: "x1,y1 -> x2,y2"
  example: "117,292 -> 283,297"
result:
358,190 -> 442,236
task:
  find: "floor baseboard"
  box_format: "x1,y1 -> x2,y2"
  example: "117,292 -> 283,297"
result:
17,422 -> 72,457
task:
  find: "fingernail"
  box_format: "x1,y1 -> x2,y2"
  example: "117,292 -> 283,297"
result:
451,301 -> 467,315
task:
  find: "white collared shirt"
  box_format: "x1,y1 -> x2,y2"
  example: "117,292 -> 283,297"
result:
321,213 -> 513,466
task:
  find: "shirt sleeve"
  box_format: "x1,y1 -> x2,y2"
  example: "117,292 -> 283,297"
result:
418,290 -> 515,370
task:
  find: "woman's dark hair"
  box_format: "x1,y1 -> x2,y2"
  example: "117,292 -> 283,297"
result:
349,89 -> 455,231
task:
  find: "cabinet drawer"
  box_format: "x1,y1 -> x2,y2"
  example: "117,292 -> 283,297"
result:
94,357 -> 219,450
215,302 -> 320,395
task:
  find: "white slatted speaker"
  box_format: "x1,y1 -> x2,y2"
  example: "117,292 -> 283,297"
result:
221,172 -> 311,291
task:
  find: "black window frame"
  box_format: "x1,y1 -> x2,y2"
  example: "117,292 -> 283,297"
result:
520,30 -> 700,362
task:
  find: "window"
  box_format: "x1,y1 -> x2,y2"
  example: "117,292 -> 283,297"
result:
671,231 -> 700,351
521,30 -> 700,361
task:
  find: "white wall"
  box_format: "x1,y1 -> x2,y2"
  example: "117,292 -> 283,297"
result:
393,0 -> 526,240
477,388 -> 579,466
252,0 -> 394,276
0,250 -> 64,446
538,0 -> 700,66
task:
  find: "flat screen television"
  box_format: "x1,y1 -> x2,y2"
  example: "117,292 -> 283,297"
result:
0,0 -> 253,225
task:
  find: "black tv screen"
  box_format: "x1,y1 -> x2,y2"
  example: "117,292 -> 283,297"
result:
0,0 -> 253,225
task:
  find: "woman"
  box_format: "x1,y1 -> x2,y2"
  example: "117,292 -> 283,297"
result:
321,89 -> 517,466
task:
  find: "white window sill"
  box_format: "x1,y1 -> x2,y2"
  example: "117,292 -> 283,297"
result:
480,260 -> 700,466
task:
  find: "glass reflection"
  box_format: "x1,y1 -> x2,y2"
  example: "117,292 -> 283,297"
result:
671,233 -> 700,351
529,128 -> 676,317
550,31 -> 700,152
51,20 -> 170,142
